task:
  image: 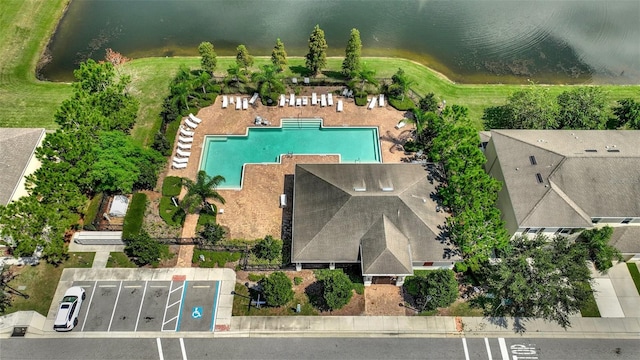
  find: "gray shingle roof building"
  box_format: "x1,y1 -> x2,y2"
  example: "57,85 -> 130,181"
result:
291,164 -> 457,284
485,130 -> 640,259
0,128 -> 46,205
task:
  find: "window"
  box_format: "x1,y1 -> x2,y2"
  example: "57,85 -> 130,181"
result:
526,228 -> 541,234
555,228 -> 572,235
622,218 -> 633,224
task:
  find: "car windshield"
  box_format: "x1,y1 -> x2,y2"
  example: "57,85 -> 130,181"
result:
62,296 -> 77,303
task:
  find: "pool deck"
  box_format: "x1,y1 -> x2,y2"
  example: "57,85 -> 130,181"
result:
167,92 -> 413,240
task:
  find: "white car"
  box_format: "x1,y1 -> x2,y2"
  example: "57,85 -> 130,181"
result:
53,286 -> 86,331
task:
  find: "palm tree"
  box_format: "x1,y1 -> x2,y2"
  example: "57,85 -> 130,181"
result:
224,63 -> 247,90
350,62 -> 378,93
391,68 -> 414,101
181,171 -> 226,214
251,65 -> 284,101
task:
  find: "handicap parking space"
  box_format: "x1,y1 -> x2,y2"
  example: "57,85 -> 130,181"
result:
71,280 -> 219,333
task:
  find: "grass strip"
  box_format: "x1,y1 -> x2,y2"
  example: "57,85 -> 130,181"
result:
626,262 -> 640,295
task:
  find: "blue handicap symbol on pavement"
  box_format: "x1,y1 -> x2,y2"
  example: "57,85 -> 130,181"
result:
192,306 -> 203,319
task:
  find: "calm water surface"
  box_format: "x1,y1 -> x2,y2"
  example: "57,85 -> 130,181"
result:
42,0 -> 640,84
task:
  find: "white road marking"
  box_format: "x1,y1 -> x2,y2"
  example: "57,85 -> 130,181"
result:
150,285 -> 168,288
134,280 -> 148,332
80,283 -> 97,332
485,338 -> 493,360
156,338 -> 164,360
107,281 -> 123,331
168,300 -> 181,308
99,284 -> 117,288
462,338 -> 470,360
163,315 -> 179,326
498,338 -> 509,360
124,285 -> 142,288
161,281 -> 186,331
192,285 -> 210,289
180,338 -> 188,360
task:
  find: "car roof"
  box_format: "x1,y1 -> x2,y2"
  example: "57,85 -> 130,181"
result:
54,303 -> 72,325
64,286 -> 85,297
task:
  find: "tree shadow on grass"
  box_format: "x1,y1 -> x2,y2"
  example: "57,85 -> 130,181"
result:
289,65 -> 312,77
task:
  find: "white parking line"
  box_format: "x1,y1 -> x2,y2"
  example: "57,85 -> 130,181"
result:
462,338 -> 470,360
180,338 -> 188,360
124,285 -> 142,288
107,281 -> 123,331
156,338 -> 164,360
498,338 -> 509,360
80,283 -> 97,332
99,284 -> 117,288
192,285 -> 210,289
134,281 -> 148,332
161,281 -> 185,331
485,338 -> 493,360
150,285 -> 168,288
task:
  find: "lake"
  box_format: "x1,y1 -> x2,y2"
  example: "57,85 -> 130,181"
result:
41,0 -> 640,84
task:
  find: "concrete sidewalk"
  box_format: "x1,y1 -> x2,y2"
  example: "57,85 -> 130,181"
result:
591,262 -> 640,317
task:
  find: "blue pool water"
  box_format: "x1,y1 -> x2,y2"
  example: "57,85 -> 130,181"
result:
200,119 -> 381,188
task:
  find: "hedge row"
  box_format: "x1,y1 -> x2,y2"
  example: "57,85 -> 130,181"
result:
122,192 -> 148,240
83,192 -> 104,230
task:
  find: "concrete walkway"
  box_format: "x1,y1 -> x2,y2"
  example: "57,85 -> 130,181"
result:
591,262 -> 640,317
176,213 -> 198,267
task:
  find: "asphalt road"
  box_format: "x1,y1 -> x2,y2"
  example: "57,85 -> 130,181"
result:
1,337 -> 638,360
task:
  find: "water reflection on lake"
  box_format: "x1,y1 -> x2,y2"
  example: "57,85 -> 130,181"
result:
41,0 -> 640,84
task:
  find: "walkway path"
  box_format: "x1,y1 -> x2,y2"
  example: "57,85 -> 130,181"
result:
591,262 -> 640,317
176,213 -> 198,267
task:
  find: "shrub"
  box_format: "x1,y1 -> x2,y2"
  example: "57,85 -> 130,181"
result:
248,273 -> 265,282
159,196 -> 185,227
252,235 -> 282,261
165,119 -> 181,152
294,277 -> 303,286
315,269 -> 353,311
261,271 -> 294,307
200,223 -> 226,245
124,230 -> 168,266
83,192 -> 103,229
389,96 -> 416,111
122,192 -> 147,240
578,226 -> 623,272
162,176 -> 182,197
354,94 -> 368,106
197,211 -> 216,227
404,269 -> 458,311
152,132 -> 171,156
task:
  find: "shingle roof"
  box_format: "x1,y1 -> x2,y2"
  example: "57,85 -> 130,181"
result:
609,227 -> 640,254
0,128 -> 45,205
292,164 -> 455,275
488,130 -> 640,228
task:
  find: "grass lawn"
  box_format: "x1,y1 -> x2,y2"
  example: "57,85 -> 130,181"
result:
579,282 -> 601,317
192,249 -> 242,268
3,252 -> 95,316
231,282 -> 317,316
106,252 -> 137,268
626,262 -> 640,295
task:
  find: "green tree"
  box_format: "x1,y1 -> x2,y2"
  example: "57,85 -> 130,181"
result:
124,230 -> 168,266
578,226 -> 623,273
342,28 -> 362,77
200,223 -> 226,246
224,62 -> 248,90
305,25 -> 328,76
181,171 -> 226,214
350,62 -> 377,94
261,271 -> 294,307
198,41 -> 217,75
484,234 -> 593,329
557,87 -> 610,129
613,98 -> 640,129
0,269 -> 18,314
404,270 -> 458,311
388,68 -> 414,101
484,87 -> 558,130
251,64 -> 285,103
252,235 -> 282,261
235,44 -> 254,72
270,38 -> 288,72
419,93 -> 438,112
315,269 -> 353,311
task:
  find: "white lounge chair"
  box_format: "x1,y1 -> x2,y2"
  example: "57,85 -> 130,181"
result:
242,98 -> 248,110
188,113 -> 202,124
327,93 -> 333,106
321,94 -> 327,107
311,93 -> 317,105
347,90 -> 353,97
235,97 -> 241,110
173,156 -> 189,164
337,100 -> 343,112
279,94 -> 285,107
342,88 -> 348,96
172,161 -> 187,169
180,127 -> 194,137
177,142 -> 192,150
222,95 -> 228,109
176,149 -> 191,157
249,92 -> 259,105
178,136 -> 193,144
302,97 -> 308,106
289,94 -> 295,107
368,97 -> 377,110
184,118 -> 198,129
296,98 -> 302,107
379,94 -> 385,107
395,120 -> 406,129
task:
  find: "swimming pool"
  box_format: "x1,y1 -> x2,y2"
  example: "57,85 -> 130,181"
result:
200,118 -> 381,188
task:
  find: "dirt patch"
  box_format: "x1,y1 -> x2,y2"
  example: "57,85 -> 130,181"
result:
364,285 -> 404,316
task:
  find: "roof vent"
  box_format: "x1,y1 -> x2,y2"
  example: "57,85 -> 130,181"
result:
607,149 -> 620,153
585,149 -> 598,153
381,187 -> 394,192
535,173 -> 543,184
353,179 -> 366,192
529,155 -> 537,165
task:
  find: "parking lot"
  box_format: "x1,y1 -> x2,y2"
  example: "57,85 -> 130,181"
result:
68,280 -> 220,332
